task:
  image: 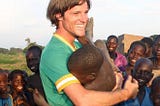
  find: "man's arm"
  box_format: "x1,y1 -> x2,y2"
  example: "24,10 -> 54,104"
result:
64,75 -> 138,106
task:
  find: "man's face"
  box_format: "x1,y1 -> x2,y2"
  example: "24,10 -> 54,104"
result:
26,51 -> 40,73
61,2 -> 89,37
106,38 -> 118,53
128,45 -> 145,66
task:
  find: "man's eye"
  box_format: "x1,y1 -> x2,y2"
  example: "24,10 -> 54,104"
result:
73,12 -> 79,14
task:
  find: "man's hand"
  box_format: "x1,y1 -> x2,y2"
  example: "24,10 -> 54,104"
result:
123,75 -> 139,99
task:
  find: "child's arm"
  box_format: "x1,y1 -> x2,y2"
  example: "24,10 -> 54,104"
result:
33,89 -> 49,106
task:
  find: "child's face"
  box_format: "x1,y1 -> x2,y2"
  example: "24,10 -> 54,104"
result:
12,74 -> 24,92
128,45 -> 145,66
106,37 -> 118,53
152,86 -> 160,106
0,74 -> 8,95
134,63 -> 153,87
26,50 -> 40,73
72,70 -> 96,85
153,37 -> 160,58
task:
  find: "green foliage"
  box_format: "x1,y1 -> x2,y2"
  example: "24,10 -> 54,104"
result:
0,53 -> 32,75
0,48 -> 9,54
0,40 -> 44,76
0,54 -> 19,64
10,47 -> 23,54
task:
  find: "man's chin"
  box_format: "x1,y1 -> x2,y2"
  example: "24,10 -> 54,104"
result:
75,31 -> 85,37
77,34 -> 85,37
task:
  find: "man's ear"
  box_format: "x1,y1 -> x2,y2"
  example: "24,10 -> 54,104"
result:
55,13 -> 63,21
86,73 -> 96,81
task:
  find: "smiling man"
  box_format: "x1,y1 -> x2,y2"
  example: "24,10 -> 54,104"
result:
40,0 -> 139,106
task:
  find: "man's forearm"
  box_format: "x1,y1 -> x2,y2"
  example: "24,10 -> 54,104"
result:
84,89 -> 129,106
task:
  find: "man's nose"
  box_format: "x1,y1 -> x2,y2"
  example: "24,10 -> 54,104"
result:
80,13 -> 88,23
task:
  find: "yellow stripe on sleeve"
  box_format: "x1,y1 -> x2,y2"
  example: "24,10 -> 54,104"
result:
55,74 -> 80,93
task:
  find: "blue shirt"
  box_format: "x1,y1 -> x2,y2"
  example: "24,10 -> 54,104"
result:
117,87 -> 153,106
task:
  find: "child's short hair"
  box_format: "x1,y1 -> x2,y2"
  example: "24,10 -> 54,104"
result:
0,69 -> 9,77
68,44 -> 103,75
8,69 -> 28,83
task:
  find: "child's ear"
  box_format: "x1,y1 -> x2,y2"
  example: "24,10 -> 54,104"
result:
55,13 -> 63,21
86,73 -> 96,81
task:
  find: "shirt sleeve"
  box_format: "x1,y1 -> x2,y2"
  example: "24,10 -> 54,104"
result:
40,44 -> 80,93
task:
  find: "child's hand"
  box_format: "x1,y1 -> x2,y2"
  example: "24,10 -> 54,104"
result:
112,72 -> 123,91
85,17 -> 94,40
33,89 -> 49,106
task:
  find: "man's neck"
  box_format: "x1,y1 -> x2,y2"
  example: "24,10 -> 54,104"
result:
55,29 -> 75,47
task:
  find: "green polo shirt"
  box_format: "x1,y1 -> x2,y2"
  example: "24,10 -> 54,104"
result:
40,34 -> 81,106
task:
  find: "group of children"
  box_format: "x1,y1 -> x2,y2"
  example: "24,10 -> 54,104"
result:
106,35 -> 160,106
1,35 -> 160,106
0,69 -> 34,106
0,46 -> 45,106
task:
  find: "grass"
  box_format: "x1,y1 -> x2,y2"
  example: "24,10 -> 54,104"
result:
0,53 -> 20,64
0,53 -> 32,75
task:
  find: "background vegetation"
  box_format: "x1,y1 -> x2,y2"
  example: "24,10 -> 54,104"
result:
0,51 -> 31,75
0,35 -> 158,75
0,38 -> 44,75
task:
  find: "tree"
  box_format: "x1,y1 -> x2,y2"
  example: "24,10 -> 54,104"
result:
25,38 -> 31,46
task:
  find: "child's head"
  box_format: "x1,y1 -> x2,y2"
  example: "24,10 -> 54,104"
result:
152,35 -> 160,58
141,37 -> 153,57
150,76 -> 160,106
9,69 -> 28,93
0,70 -> 9,98
132,58 -> 153,88
26,46 -> 42,73
127,41 -> 146,67
68,44 -> 103,85
106,35 -> 118,53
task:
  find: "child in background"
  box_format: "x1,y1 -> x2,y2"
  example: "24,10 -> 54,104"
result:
8,69 -> 34,106
106,35 -> 127,72
149,35 -> 160,70
149,35 -> 160,86
141,37 -> 153,58
0,69 -> 13,106
150,76 -> 160,106
126,41 -> 146,75
117,58 -> 154,106
26,46 -> 46,103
